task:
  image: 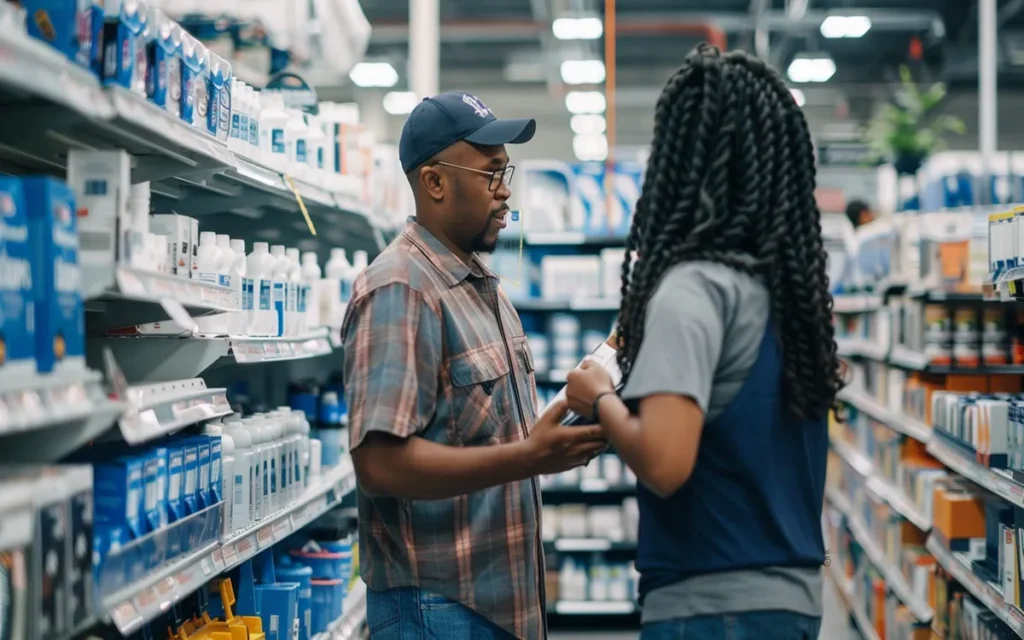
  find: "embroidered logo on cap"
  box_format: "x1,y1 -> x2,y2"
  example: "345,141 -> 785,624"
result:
462,94 -> 491,118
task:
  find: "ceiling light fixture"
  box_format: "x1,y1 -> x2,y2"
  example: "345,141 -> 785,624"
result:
349,61 -> 399,88
787,54 -> 836,83
570,114 -> 606,135
552,17 -> 603,40
790,88 -> 806,107
383,91 -> 418,115
573,133 -> 608,162
820,15 -> 872,38
561,59 -> 606,85
565,91 -> 606,114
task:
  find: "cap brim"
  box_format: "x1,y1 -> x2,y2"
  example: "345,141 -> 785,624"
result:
464,118 -> 537,146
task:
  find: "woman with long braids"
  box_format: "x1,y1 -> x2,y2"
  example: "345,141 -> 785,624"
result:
565,44 -> 842,639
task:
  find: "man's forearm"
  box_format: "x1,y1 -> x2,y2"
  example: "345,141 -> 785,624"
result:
355,436 -> 538,500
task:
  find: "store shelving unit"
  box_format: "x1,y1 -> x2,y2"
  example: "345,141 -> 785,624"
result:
926,436 -> 1024,508
825,562 -> 882,640
829,438 -> 931,531
836,388 -> 932,444
314,581 -> 369,640
553,601 -> 637,615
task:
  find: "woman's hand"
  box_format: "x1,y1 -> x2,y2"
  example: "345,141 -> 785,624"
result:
565,359 -> 616,421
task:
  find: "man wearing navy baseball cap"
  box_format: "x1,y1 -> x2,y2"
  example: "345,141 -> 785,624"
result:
340,93 -> 607,639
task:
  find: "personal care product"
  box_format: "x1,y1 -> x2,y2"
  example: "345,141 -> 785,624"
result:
292,409 -> 311,489
285,108 -> 308,177
306,114 -> 326,179
270,245 -> 288,337
144,7 -> 182,116
229,238 -> 248,335
150,214 -> 196,278
225,424 -> 253,531
248,86 -> 261,156
216,426 -> 236,537
323,248 -> 349,327
260,92 -> 289,170
66,149 -> 132,292
179,439 -> 199,515
243,418 -> 265,520
229,79 -> 247,153
101,0 -> 148,95
140,450 -> 161,534
248,242 -> 276,336
165,444 -> 184,523
0,178 -> 36,380
195,231 -> 221,285
286,248 -> 303,336
20,0 -> 94,68
301,252 -> 322,330
22,177 -> 84,374
207,52 -> 232,141
188,216 -> 199,278
179,32 -> 204,127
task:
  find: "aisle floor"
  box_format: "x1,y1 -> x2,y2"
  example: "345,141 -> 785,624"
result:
549,574 -> 851,639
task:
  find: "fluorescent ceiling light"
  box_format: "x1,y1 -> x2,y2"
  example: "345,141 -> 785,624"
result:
383,91 -> 418,115
553,17 -> 603,40
571,114 -> 606,135
820,15 -> 872,38
565,91 -> 606,114
574,133 -> 608,162
787,55 -> 836,83
561,59 -> 606,85
790,88 -> 806,107
349,61 -> 398,88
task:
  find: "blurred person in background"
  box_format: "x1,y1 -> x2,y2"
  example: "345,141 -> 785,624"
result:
846,198 -> 877,229
341,92 -> 606,640
565,45 -> 841,640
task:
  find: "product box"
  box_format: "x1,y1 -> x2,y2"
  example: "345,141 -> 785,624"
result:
181,33 -> 210,130
150,214 -> 194,278
101,0 -> 149,95
189,216 -> 199,278
20,0 -> 94,69
21,177 -> 84,374
92,455 -> 145,541
207,52 -> 232,141
0,486 -> 32,640
62,466 -> 93,629
145,8 -> 182,116
0,177 -> 37,380
180,439 -> 199,516
66,149 -> 133,293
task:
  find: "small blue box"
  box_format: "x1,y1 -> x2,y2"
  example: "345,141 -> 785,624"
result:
100,0 -> 148,94
0,177 -> 36,379
20,0 -> 95,69
21,177 -> 84,374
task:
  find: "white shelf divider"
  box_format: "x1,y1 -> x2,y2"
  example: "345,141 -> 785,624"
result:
830,437 -> 931,531
118,379 -> 231,444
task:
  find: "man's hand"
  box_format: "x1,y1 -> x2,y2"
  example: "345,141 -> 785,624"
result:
526,399 -> 608,475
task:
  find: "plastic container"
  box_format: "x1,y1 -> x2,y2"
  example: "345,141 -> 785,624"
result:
248,242 -> 277,336
286,247 -> 304,336
196,231 -> 221,285
259,92 -> 289,170
324,248 -> 350,326
301,252 -> 323,330
285,108 -> 308,177
270,245 -> 289,337
276,560 -> 313,640
310,578 -> 344,635
229,239 -> 248,335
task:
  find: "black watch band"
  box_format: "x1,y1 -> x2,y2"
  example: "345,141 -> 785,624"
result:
592,391 -> 615,423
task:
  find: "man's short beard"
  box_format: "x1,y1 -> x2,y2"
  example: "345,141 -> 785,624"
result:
471,228 -> 497,254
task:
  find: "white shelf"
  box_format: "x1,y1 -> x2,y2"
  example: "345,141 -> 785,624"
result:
835,338 -> 890,362
104,267 -> 237,313
837,388 -> 932,444
554,538 -> 615,552
926,537 -> 1024,638
118,379 -> 231,445
104,460 -> 357,635
829,437 -> 931,531
927,437 -> 1024,508
229,328 -> 334,363
0,368 -> 126,461
826,563 -> 881,640
314,581 -> 368,640
553,600 -> 636,615
833,293 -> 882,314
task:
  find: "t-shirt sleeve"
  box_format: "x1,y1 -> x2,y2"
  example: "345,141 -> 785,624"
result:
342,282 -> 443,450
619,268 -> 729,414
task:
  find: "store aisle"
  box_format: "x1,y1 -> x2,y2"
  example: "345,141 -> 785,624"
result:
549,575 -> 851,639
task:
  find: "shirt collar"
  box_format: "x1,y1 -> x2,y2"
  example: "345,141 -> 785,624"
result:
403,217 -> 497,287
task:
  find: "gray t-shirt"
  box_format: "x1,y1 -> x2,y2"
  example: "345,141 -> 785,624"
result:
620,261 -> 823,623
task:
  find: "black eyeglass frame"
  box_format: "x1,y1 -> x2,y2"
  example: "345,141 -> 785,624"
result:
433,161 -> 516,192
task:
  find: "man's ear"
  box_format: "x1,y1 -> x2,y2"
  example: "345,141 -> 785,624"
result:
419,166 -> 444,201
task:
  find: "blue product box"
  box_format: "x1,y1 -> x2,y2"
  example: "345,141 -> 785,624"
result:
165,445 -> 185,523
180,34 -> 209,129
207,53 -> 232,141
0,178 -> 36,380
20,0 -> 94,69
180,439 -> 198,516
92,456 -> 144,541
100,0 -> 148,94
180,436 -> 213,509
145,9 -> 182,116
256,583 -> 300,640
207,435 -> 223,503
21,177 -> 84,374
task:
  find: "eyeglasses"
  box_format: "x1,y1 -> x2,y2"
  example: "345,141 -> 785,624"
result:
433,161 -> 515,192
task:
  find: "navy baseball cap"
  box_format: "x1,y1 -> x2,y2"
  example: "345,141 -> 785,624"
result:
399,92 -> 537,174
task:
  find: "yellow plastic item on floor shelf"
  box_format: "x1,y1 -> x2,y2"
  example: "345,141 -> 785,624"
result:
167,579 -> 266,640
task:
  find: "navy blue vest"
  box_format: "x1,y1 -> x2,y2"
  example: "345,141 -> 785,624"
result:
634,321 -> 828,602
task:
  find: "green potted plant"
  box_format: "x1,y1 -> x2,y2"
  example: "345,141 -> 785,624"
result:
863,65 -> 966,175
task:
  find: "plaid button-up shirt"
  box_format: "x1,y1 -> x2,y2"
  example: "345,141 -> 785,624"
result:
342,221 -> 545,639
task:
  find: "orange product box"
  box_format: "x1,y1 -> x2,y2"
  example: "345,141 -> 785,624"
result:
933,483 -> 986,542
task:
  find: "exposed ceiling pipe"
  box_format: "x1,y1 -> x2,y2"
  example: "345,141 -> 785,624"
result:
369,10 -> 944,45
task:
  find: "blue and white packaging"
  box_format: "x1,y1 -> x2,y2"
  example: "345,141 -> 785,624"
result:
140,451 -> 161,534
22,177 -> 84,374
165,445 -> 185,523
573,163 -> 607,234
93,455 -> 145,540
20,0 -> 94,69
101,0 -> 149,95
180,439 -> 198,515
519,162 -> 575,234
207,53 -> 232,141
179,32 -> 208,128
0,178 -> 36,380
207,435 -> 223,503
145,8 -> 182,116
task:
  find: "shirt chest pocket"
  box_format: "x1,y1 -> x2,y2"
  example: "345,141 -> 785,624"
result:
448,342 -> 513,445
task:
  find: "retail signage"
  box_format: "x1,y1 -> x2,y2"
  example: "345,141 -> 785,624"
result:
815,143 -> 879,167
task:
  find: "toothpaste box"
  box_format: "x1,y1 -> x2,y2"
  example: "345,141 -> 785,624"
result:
0,177 -> 36,380
101,0 -> 149,95
150,213 -> 194,278
20,0 -> 94,69
207,52 -> 232,141
145,8 -> 183,117
67,149 -> 133,292
180,33 -> 210,129
22,177 -> 84,374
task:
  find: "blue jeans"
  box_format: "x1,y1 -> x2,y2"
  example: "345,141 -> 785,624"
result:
366,586 -> 516,639
640,611 -> 822,639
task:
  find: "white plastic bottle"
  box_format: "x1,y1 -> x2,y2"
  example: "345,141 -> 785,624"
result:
196,231 -> 222,285
248,242 -> 277,336
215,235 -> 234,288
244,417 -> 267,520
248,86 -> 261,157
270,245 -> 289,337
204,424 -> 234,537
229,79 -> 245,153
229,239 -> 248,335
292,409 -> 311,489
301,252 -> 322,330
285,108 -> 308,178
285,248 -> 305,336
260,92 -> 289,171
224,424 -> 253,531
306,114 -> 326,183
277,408 -> 299,501
351,250 -> 369,279
324,248 -> 350,327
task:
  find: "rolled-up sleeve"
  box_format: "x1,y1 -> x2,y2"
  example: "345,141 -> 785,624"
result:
343,283 -> 442,450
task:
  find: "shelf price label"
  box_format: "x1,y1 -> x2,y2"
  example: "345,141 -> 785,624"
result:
211,548 -> 226,571
257,525 -> 275,549
222,543 -> 238,565
110,600 -> 141,632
